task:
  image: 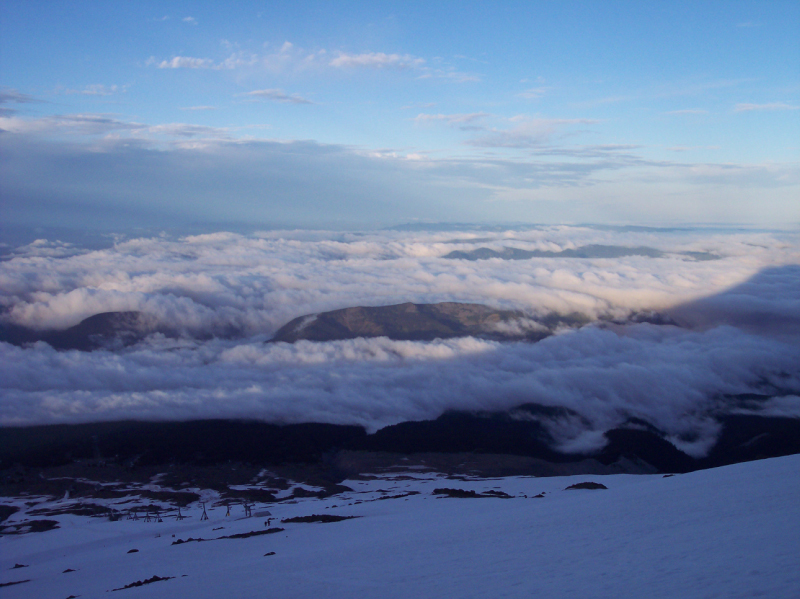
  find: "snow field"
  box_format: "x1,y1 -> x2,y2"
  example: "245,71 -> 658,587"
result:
1,455 -> 799,598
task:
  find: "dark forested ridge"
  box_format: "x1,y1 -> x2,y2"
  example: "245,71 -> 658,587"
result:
2,409 -> 798,478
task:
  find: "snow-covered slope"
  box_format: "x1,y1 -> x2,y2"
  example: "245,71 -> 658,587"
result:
2,455 -> 799,598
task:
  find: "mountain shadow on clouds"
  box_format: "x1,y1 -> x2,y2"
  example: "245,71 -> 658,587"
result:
666,264 -> 800,336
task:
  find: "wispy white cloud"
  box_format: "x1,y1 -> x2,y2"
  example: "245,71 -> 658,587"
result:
148,52 -> 258,70
402,102 -> 437,110
0,113 -> 231,140
516,87 -> 549,100
667,146 -> 720,152
244,89 -> 314,105
63,84 -> 124,96
467,117 -> 599,148
180,105 -> 217,111
734,102 -> 799,112
329,52 -> 425,69
0,88 -> 43,104
413,112 -> 490,125
152,55 -> 215,69
666,109 -> 708,115
418,68 -> 481,83
183,16 -> 197,25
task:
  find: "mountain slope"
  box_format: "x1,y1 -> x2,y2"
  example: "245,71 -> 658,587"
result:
271,302 -> 567,343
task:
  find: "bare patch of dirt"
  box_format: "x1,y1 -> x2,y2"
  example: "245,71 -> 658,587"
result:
1,519 -> 59,534
0,505 -> 19,522
172,537 -> 206,545
281,514 -> 356,524
111,575 -> 173,591
564,482 -> 607,490
433,488 -> 512,498
218,527 -> 284,539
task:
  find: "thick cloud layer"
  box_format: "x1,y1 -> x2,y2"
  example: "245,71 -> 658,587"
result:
1,226 -> 799,456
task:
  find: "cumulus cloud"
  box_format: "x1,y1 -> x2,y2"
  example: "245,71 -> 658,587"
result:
0,228 -> 799,456
244,89 -> 314,105
0,316 -> 798,457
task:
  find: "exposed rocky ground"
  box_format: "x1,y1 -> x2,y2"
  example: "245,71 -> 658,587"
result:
2,408 -> 798,521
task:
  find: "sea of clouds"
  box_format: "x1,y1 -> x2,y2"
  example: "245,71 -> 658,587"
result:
1,226 -> 799,456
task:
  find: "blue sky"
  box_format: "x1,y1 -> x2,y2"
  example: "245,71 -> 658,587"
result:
1,0 -> 798,231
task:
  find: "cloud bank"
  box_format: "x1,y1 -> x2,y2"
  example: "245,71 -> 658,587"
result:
1,227 -> 799,456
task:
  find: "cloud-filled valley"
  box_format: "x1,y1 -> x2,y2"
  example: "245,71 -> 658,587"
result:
1,226 -> 799,457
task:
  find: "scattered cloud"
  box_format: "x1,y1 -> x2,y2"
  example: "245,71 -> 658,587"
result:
183,16 -> 198,25
145,43 -> 474,82
180,106 -> 217,111
244,89 -> 314,105
734,102 -> 799,112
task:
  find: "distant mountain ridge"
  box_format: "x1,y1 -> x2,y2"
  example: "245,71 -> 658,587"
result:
0,303 -> 582,350
443,244 -> 718,261
0,311 -> 171,351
